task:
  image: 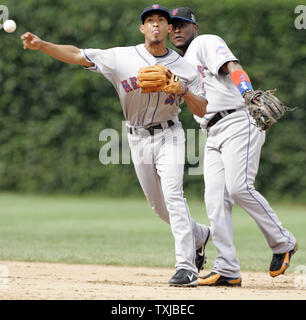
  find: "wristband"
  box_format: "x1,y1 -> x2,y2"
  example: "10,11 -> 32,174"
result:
230,69 -> 253,96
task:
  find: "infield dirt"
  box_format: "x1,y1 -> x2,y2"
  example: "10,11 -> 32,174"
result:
0,261 -> 305,300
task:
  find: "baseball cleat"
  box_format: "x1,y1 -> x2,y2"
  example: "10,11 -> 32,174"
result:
195,228 -> 210,272
269,242 -> 298,277
198,272 -> 242,287
169,269 -> 198,287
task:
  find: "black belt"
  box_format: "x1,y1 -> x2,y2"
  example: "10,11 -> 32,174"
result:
127,120 -> 175,136
207,109 -> 237,128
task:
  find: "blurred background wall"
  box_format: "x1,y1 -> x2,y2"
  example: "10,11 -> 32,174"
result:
0,0 -> 305,202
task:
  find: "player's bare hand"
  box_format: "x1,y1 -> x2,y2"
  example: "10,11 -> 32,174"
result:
165,68 -> 184,95
176,81 -> 186,96
21,32 -> 43,50
166,68 -> 172,84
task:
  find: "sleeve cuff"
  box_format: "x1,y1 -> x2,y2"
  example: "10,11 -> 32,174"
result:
216,58 -> 239,75
81,49 -> 98,71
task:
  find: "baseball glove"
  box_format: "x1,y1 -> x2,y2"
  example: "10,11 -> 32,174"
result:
137,65 -> 180,94
244,89 -> 295,130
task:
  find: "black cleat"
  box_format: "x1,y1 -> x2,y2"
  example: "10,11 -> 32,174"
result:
198,271 -> 242,287
169,269 -> 198,287
195,228 -> 210,272
269,243 -> 298,277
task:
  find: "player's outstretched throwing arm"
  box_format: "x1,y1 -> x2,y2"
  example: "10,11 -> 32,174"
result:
21,32 -> 93,68
137,65 -> 207,117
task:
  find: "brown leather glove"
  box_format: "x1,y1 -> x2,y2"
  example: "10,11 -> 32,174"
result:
137,65 -> 180,94
245,89 -> 296,130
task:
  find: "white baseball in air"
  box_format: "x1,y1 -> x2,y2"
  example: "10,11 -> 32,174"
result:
3,19 -> 17,33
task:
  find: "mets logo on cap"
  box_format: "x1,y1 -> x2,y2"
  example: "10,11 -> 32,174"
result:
152,4 -> 160,9
172,8 -> 179,16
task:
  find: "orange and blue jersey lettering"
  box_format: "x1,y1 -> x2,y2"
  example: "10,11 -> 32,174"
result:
197,65 -> 206,77
129,77 -> 139,90
165,94 -> 175,105
121,80 -> 133,93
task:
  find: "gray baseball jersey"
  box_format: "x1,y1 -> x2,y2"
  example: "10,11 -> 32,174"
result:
183,34 -> 296,278
184,35 -> 246,128
81,43 -> 210,276
184,34 -> 245,113
82,44 -> 205,127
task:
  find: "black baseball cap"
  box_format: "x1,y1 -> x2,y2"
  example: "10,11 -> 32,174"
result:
140,4 -> 171,23
170,7 -> 197,24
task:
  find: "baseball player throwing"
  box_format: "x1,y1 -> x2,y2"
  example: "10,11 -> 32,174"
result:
21,5 -> 211,287
169,7 -> 297,286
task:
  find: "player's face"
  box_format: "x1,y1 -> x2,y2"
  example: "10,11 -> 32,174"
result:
170,22 -> 198,51
140,14 -> 171,44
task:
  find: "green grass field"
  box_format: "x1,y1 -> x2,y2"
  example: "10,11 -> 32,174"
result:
0,193 -> 305,272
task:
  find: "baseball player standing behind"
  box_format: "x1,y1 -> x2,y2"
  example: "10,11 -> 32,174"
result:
169,7 -> 297,286
21,5 -> 211,287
